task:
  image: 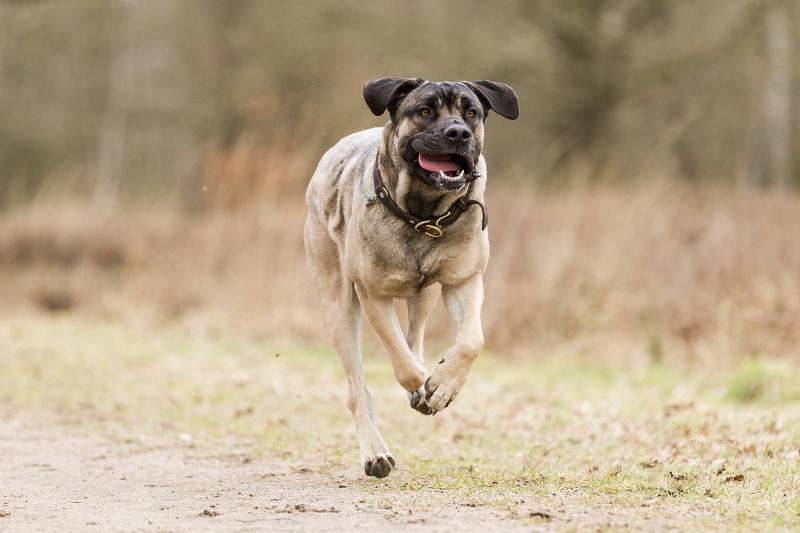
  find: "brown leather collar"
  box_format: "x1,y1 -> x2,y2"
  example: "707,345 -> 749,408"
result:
370,154 -> 487,238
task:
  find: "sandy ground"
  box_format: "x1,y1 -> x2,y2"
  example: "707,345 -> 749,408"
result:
1,418 -> 541,533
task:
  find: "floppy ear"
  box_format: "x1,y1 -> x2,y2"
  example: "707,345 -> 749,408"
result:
462,80 -> 520,120
363,77 -> 424,117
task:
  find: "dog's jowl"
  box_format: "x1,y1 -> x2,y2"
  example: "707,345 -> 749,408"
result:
304,78 -> 518,478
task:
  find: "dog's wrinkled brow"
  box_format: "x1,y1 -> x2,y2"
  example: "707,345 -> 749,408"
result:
408,84 -> 477,114
417,96 -> 441,109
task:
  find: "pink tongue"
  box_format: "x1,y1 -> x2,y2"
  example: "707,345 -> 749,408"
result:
418,153 -> 460,173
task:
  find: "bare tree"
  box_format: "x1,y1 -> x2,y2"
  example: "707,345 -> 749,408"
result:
93,0 -> 192,208
521,0 -> 767,184
752,0 -> 793,189
93,0 -> 137,208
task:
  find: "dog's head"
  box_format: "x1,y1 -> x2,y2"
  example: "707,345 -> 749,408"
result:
364,78 -> 519,192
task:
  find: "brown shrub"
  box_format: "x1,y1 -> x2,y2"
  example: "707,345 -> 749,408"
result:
34,287 -> 76,313
1,184 -> 798,369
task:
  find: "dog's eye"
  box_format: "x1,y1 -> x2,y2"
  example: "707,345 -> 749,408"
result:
419,109 -> 430,117
467,109 -> 477,119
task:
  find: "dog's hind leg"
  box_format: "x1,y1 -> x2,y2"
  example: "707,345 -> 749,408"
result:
405,284 -> 439,361
405,284 -> 439,415
304,215 -> 395,478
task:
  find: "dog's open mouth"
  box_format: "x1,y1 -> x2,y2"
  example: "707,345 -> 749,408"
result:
415,152 -> 471,191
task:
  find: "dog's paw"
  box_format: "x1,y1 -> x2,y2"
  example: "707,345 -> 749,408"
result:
363,454 -> 396,479
423,360 -> 469,414
407,389 -> 433,415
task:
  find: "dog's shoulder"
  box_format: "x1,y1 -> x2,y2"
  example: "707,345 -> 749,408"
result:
306,127 -> 383,234
309,128 -> 382,187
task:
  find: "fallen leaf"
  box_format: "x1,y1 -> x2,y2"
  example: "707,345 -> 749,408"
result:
738,444 -> 756,455
724,474 -> 745,482
664,402 -> 694,417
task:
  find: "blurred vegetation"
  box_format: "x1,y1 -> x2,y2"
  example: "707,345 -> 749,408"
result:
725,356 -> 800,403
0,0 -> 798,210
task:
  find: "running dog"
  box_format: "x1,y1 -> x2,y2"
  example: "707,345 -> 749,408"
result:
304,78 -> 518,478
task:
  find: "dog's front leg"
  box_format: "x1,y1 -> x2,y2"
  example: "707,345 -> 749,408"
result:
424,275 -> 485,413
355,286 -> 428,392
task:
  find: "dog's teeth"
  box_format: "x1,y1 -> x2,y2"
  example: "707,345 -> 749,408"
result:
457,170 -> 464,180
438,170 -> 447,180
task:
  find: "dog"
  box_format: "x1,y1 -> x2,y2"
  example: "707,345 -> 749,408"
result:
304,78 -> 518,478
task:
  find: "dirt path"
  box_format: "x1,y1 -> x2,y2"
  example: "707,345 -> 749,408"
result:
1,418 -> 537,533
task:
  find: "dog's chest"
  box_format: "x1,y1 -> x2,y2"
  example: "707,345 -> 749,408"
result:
353,234 -> 486,298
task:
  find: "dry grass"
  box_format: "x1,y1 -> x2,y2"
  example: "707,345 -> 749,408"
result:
1,184 -> 799,368
1,316 -> 799,530
486,185 -> 800,368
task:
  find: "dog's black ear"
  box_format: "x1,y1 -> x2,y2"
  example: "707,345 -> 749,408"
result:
363,77 -> 424,117
462,80 -> 519,120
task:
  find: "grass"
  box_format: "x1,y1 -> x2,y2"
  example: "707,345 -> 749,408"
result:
2,313 -> 800,530
725,357 -> 800,404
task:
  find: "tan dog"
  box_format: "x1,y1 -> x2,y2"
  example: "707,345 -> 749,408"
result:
304,78 -> 519,478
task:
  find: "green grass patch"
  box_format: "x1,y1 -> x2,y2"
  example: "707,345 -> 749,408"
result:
726,356 -> 800,404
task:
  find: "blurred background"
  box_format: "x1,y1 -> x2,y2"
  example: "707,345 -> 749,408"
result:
1,0 -> 799,368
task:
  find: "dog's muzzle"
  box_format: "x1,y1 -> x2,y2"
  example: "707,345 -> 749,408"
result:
410,138 -> 478,192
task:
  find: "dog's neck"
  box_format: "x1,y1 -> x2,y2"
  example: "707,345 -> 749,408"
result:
379,123 -> 470,217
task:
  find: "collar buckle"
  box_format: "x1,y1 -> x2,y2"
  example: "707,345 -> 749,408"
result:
413,220 -> 443,238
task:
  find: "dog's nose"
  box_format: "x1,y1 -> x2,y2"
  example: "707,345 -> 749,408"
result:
445,125 -> 472,140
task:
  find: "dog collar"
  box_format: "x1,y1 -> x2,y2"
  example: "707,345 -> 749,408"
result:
370,154 -> 488,238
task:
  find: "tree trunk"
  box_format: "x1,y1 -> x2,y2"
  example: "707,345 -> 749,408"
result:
754,0 -> 792,189
93,0 -> 137,209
